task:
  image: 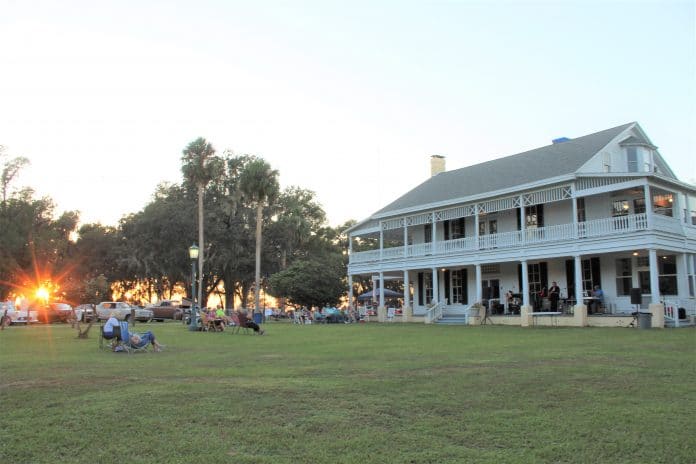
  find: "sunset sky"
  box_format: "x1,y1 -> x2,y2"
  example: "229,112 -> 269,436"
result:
1,0 -> 694,227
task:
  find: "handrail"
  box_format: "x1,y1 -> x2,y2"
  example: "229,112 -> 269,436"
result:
424,301 -> 444,324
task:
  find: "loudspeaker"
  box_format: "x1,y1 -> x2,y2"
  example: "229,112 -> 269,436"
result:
482,286 -> 491,300
630,288 -> 641,305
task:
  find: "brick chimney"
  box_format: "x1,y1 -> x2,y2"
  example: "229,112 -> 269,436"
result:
430,155 -> 446,177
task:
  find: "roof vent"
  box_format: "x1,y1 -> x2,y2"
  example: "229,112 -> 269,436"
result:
552,137 -> 571,144
430,155 -> 446,177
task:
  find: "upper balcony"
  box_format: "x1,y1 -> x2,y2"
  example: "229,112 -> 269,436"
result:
349,213 -> 694,265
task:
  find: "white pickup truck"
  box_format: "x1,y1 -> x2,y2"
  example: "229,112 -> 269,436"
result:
1,300 -> 38,324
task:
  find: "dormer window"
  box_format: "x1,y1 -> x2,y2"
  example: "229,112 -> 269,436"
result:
627,146 -> 638,172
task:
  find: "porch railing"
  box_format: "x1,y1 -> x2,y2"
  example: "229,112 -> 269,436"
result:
350,213 -> 663,264
663,298 -> 696,328
424,301 -> 444,324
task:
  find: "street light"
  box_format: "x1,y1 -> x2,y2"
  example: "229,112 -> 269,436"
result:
188,244 -> 199,331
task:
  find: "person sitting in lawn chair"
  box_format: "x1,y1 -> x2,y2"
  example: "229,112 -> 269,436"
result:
237,309 -> 265,335
129,331 -> 164,352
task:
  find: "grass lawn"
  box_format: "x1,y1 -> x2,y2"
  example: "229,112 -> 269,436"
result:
1,321 -> 694,464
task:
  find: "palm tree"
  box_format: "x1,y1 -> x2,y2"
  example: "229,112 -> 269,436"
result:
239,158 -> 279,315
181,138 -> 222,309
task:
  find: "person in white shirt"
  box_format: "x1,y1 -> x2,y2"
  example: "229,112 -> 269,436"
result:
103,313 -> 120,339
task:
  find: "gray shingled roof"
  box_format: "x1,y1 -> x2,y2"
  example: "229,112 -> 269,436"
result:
373,122 -> 635,217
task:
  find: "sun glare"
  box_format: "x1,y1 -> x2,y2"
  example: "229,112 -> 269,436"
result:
35,287 -> 50,303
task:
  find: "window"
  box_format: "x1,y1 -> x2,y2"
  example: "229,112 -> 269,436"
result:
612,200 -> 630,229
451,218 -> 466,239
615,258 -> 632,296
423,273 -> 433,304
634,255 -> 678,296
633,198 -> 646,215
451,270 -> 464,304
613,200 -> 630,216
482,279 -> 500,299
652,193 -> 673,217
424,223 -> 432,243
658,255 -> 677,295
627,146 -> 638,172
581,260 -> 594,293
526,205 -> 541,228
528,263 -> 542,295
689,255 -> 695,297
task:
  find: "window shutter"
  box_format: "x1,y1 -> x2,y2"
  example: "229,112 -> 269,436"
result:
418,272 -> 424,306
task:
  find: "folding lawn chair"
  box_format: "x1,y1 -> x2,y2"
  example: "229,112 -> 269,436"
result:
99,321 -> 123,352
229,312 -> 250,334
116,321 -> 151,353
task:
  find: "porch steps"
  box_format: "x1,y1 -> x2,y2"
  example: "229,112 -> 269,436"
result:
664,319 -> 695,328
435,311 -> 469,325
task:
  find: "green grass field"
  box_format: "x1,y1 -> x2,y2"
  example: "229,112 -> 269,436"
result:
1,321 -> 694,464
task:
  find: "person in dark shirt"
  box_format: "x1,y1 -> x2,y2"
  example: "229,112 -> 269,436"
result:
237,310 -> 265,335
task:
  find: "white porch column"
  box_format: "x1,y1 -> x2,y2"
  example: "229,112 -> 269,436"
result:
574,255 -> 584,304
432,267 -> 439,304
379,272 -> 385,308
572,195 -> 578,239
403,269 -> 411,322
678,253 -> 690,300
691,254 -> 696,298
403,223 -> 408,258
348,275 -> 354,310
649,249 -> 660,304
403,269 -> 410,305
644,184 -> 653,229
519,196 -> 526,244
521,260 -> 529,307
474,206 -> 480,250
379,222 -> 384,261
475,263 -> 482,303
431,213 -> 437,246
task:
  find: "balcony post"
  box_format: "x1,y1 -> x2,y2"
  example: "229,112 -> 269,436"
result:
404,222 -> 408,258
431,213 -> 437,248
572,194 -> 579,239
519,195 -> 526,245
474,206 -> 480,250
644,183 -> 653,229
521,260 -> 529,307
379,222 -> 384,262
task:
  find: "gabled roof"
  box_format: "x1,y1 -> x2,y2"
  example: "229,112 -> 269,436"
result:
372,122 -> 635,217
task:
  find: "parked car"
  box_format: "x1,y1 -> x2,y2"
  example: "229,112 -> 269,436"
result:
74,304 -> 96,322
95,302 -> 153,323
35,303 -> 71,324
50,303 -> 74,322
146,300 -> 184,321
1,300 -> 38,324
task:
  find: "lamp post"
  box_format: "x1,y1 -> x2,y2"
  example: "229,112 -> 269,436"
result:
188,244 -> 199,331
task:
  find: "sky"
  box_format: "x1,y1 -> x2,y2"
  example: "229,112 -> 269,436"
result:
1,0 -> 694,228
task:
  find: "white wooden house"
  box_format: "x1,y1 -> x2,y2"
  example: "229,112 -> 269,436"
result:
346,122 -> 696,327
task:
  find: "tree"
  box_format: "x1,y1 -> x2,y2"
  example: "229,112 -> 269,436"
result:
181,138 -> 223,308
268,255 -> 345,309
239,158 -> 279,314
0,145 -> 30,206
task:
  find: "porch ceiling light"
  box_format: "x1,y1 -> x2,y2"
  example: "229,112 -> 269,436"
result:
632,251 -> 639,256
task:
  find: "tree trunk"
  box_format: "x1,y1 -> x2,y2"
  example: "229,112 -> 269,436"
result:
254,203 -> 263,314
